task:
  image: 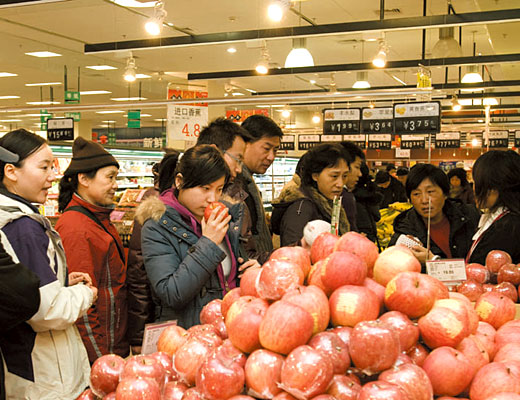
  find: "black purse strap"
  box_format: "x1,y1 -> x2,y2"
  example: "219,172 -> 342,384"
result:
65,205 -> 126,263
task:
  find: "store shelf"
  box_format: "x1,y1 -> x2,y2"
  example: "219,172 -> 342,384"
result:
253,157 -> 298,209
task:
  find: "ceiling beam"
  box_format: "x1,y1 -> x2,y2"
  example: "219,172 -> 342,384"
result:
84,8 -> 520,54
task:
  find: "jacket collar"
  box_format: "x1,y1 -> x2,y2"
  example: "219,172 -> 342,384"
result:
70,193 -> 114,220
160,188 -> 202,237
0,188 -> 40,213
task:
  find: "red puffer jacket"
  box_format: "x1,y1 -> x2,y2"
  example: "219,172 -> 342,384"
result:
56,194 -> 129,363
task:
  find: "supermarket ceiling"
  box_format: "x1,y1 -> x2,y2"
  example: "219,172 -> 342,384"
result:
1,0 -> 520,130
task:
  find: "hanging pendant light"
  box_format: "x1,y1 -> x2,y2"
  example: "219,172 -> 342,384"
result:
285,38 -> 314,68
352,71 -> 370,89
462,65 -> 483,84
432,27 -> 462,58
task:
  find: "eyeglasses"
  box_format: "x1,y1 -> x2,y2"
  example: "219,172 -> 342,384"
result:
224,151 -> 244,167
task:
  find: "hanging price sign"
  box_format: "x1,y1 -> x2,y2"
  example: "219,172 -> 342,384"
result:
516,131 -> 520,148
167,104 -> 208,144
323,108 -> 361,134
435,132 -> 460,149
488,131 -> 509,148
298,135 -> 321,150
320,135 -> 343,143
368,134 -> 392,150
394,102 -> 440,134
280,135 -> 295,151
401,134 -> 426,149
343,134 -> 366,149
47,118 -> 74,141
361,107 -> 393,134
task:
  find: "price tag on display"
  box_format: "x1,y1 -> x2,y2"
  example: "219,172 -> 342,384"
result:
394,102 -> 440,134
167,105 -> 208,144
488,131 -> 509,148
323,108 -> 361,134
435,132 -> 461,149
280,135 -> 295,151
141,320 -> 178,355
368,134 -> 392,150
426,259 -> 467,287
361,107 -> 394,134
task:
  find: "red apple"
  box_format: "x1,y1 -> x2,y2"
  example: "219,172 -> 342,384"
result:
217,339 -> 247,368
394,353 -> 413,367
326,375 -> 361,400
475,291 -> 516,329
493,282 -> 519,302
310,395 -> 335,400
272,392 -> 298,400
76,389 -> 96,400
187,324 -> 223,348
373,246 -> 421,287
259,300 -> 314,355
494,343 -> 520,363
149,351 -> 175,383
329,326 -> 352,347
418,306 -> 470,348
406,343 -> 429,367
321,251 -> 367,292
196,348 -> 245,400
310,232 -> 339,264
228,396 -> 256,400
103,393 -> 116,400
495,321 -> 520,349
182,388 -> 205,400
256,259 -> 304,301
329,285 -> 379,327
121,355 -> 166,392
240,267 -> 261,297
457,279 -> 485,302
157,325 -> 188,357
333,231 -> 379,275
270,246 -> 311,278
498,263 -> 520,285
115,378 -> 161,400
434,298 -> 478,334
456,335 -> 490,371
308,331 -> 350,375
225,295 -> 269,353
89,354 -> 125,398
245,349 -> 284,399
307,260 -> 331,296
469,361 -> 520,400
349,320 -> 400,375
486,250 -> 513,274
163,381 -> 189,400
280,345 -> 334,400
483,394 -> 520,400
221,287 -> 242,319
379,311 -> 419,352
379,363 -> 434,400
204,202 -> 228,221
174,337 -> 215,386
422,346 -> 476,396
483,283 -> 495,292
200,299 -> 227,339
358,381 -> 409,400
466,263 -> 490,284
282,285 -> 330,334
475,321 -> 498,360
362,278 -> 385,311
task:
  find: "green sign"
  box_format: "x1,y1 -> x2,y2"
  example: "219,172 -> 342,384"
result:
127,109 -> 141,128
108,131 -> 116,145
65,90 -> 80,104
39,110 -> 52,131
128,110 -> 141,120
128,119 -> 141,128
65,112 -> 81,121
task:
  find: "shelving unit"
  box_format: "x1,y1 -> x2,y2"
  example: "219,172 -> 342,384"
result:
254,157 -> 299,212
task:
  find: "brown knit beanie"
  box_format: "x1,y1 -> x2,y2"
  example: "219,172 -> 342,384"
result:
66,137 -> 119,174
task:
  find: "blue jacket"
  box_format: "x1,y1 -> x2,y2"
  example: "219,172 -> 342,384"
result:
138,196 -> 243,329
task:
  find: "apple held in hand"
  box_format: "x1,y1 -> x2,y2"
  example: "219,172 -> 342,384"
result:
204,202 -> 229,221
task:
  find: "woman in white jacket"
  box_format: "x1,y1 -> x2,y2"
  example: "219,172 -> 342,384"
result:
0,129 -> 97,400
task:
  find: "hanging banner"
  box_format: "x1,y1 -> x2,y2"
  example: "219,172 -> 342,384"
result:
488,131 -> 509,148
279,135 -> 295,151
298,134 -> 321,150
394,102 -> 440,134
401,134 -> 426,149
323,108 -> 361,135
226,108 -> 269,123
368,134 -> 392,150
516,131 -> 520,148
343,134 -> 366,149
167,105 -> 209,143
167,89 -> 208,106
361,107 -> 393,134
435,132 -> 460,149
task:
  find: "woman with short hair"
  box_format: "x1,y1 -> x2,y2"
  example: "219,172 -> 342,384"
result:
447,167 -> 475,205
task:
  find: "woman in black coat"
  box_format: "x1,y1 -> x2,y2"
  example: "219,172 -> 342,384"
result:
353,162 -> 382,245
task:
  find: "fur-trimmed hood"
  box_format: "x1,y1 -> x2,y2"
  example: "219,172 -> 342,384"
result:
135,195 -> 166,226
272,174 -> 304,205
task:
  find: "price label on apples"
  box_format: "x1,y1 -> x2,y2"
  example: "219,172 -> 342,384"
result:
167,104 -> 208,145
141,320 -> 179,355
426,259 -> 467,286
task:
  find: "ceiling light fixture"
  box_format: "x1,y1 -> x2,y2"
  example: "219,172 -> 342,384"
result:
483,97 -> 498,106
111,97 -> 147,101
227,47 -> 237,54
432,27 -> 462,58
80,90 -> 112,95
0,96 -> 20,100
372,41 -> 388,68
462,65 -> 483,84
144,0 -> 167,36
26,101 -> 60,105
285,38 -> 314,68
255,47 -> 270,75
0,72 -> 17,78
352,71 -> 370,89
281,108 -> 291,119
312,113 -> 321,124
369,100 -> 375,109
135,73 -> 151,79
123,57 -> 137,82
25,82 -> 62,87
110,0 -> 156,7
86,65 -> 117,70
451,95 -> 462,111
96,110 -> 125,114
25,51 -> 61,58
267,0 -> 290,22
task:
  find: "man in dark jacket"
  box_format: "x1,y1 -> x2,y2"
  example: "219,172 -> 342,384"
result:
375,171 -> 408,208
340,141 -> 364,232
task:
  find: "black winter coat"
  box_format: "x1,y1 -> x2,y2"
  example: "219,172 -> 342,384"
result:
354,184 -> 383,244
378,177 -> 408,209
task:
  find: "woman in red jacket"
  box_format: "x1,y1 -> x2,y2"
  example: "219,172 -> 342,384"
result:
56,137 -> 129,363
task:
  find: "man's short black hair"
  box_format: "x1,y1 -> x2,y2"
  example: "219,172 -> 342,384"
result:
396,167 -> 409,177
197,117 -> 253,152
375,171 -> 391,184
241,114 -> 283,141
386,163 -> 396,172
405,163 -> 450,199
340,141 -> 365,165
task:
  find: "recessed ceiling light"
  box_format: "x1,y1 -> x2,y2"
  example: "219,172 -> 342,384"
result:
26,101 -> 60,105
0,119 -> 22,122
96,110 -> 125,114
80,90 -> 112,95
25,82 -> 62,87
0,96 -> 20,100
154,118 -> 167,121
25,51 -> 62,58
227,47 -> 237,54
135,74 -> 151,79
111,97 -> 147,101
86,65 -> 117,70
109,0 -> 156,7
102,120 -> 117,123
0,72 -> 17,78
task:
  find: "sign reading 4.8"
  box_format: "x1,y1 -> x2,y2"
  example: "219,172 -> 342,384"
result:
182,123 -> 201,138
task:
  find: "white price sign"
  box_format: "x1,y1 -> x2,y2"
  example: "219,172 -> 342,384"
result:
426,259 -> 467,286
167,104 -> 208,145
141,320 -> 178,355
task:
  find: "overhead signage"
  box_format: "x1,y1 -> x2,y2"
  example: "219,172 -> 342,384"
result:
167,89 -> 208,106
394,102 -> 440,134
167,104 -> 209,143
516,131 -> 520,148
65,112 -> 81,121
368,134 -> 392,150
47,118 -> 74,141
320,135 -> 343,143
127,110 -> 141,129
435,132 -> 460,149
488,131 -> 509,148
361,107 -> 393,134
226,108 -> 269,123
298,135 -> 321,151
64,90 -> 80,104
343,134 -> 366,149
279,135 -> 295,151
323,108 -> 361,135
401,134 -> 426,150
395,148 -> 411,158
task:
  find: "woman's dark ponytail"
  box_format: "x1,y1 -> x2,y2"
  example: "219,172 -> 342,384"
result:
58,169 -> 97,212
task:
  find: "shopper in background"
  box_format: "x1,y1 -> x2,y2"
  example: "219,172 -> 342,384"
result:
353,162 -> 383,245
396,167 -> 409,186
273,143 -> 350,247
56,137 -> 129,363
240,115 -> 282,255
466,150 -> 520,264
375,170 -> 408,208
139,145 -> 257,328
0,129 -> 95,399
386,163 -> 397,178
447,167 -> 475,205
126,152 -> 180,355
389,163 -> 480,268
339,141 -> 365,232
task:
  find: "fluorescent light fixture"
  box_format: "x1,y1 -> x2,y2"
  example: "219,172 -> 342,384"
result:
154,118 -> 167,121
462,65 -> 483,84
267,0 -> 290,22
86,65 -> 117,70
25,51 -> 61,58
483,97 -> 498,106
111,97 -> 147,101
227,47 -> 237,54
352,71 -> 370,89
124,113 -> 151,117
24,113 -> 52,117
372,41 -> 388,68
26,101 -> 60,105
102,120 -> 117,123
432,27 -> 462,58
478,119 -> 484,123
285,38 -> 314,68
96,110 -> 124,114
136,73 -> 151,79
0,119 -> 22,122
109,0 -> 156,7
25,82 -> 62,87
0,72 -> 17,77
231,92 -> 245,96
80,90 -> 112,95
0,96 -> 20,100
